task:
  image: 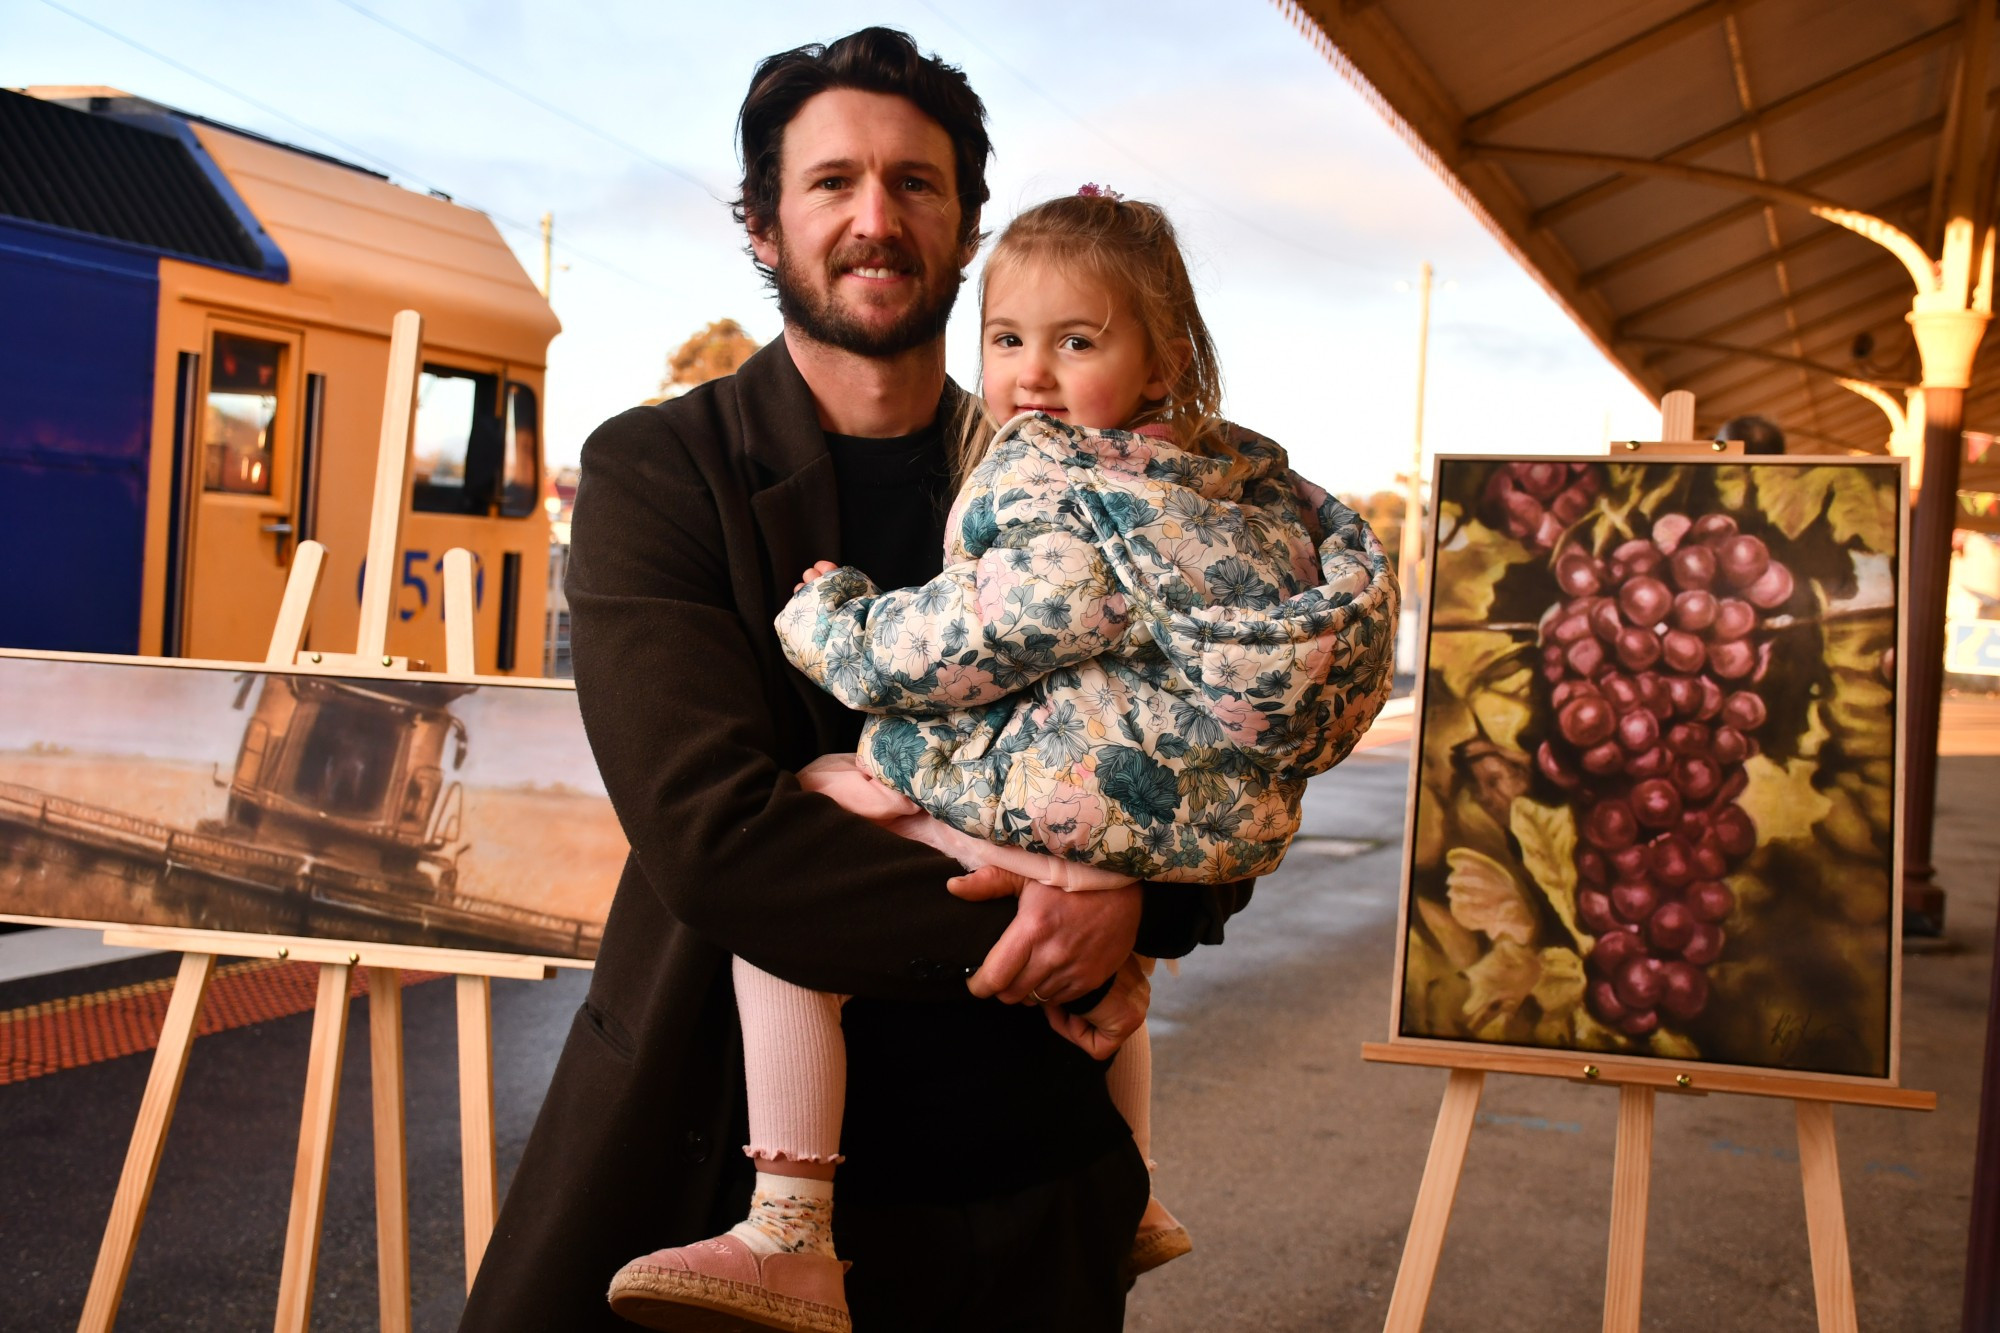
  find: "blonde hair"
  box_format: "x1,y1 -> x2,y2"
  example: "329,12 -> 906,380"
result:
954,192 -> 1228,484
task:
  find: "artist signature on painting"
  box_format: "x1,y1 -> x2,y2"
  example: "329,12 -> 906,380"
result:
1768,1009 -> 1862,1066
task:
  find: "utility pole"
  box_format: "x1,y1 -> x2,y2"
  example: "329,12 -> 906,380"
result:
1398,261 -> 1434,672
539,212 -> 554,300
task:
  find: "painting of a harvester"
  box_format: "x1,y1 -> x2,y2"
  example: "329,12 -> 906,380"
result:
0,654 -> 620,961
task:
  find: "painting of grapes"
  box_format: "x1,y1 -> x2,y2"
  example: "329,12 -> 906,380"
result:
1398,457 -> 1903,1079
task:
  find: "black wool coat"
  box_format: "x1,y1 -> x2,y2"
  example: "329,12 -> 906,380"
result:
458,338 -> 1246,1331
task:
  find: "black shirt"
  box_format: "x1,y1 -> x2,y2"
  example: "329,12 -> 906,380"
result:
819,420 -> 1134,1202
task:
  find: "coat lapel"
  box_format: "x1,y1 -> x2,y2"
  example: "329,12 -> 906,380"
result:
730,335 -> 972,757
731,339 -> 855,755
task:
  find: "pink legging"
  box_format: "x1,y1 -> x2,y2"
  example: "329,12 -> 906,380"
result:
735,955 -> 1154,1167
734,753 -> 1153,1167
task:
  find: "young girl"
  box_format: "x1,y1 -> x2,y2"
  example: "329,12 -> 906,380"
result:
609,191 -> 1399,1333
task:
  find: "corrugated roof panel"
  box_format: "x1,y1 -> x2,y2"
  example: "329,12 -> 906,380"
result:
0,88 -> 265,272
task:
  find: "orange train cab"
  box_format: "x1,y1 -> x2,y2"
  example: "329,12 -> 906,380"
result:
0,87 -> 560,673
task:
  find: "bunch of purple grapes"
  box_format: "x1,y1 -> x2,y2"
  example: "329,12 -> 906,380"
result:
1531,512 -> 1795,1038
1481,462 -> 1605,551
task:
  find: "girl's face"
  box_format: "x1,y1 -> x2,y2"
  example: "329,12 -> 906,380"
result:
980,257 -> 1168,431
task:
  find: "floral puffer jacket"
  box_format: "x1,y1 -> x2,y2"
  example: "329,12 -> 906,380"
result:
775,413 -> 1399,883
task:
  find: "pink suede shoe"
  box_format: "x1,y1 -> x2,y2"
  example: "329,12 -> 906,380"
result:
1125,1198 -> 1193,1281
607,1234 -> 851,1333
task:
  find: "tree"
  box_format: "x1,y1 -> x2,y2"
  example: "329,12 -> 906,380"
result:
652,319 -> 760,401
1342,490 -> 1408,581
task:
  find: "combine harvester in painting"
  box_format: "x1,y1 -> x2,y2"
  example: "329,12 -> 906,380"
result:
0,670 -> 604,960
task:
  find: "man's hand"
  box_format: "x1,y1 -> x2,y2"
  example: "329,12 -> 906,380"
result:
964,874 -> 1140,1006
1043,954 -> 1151,1060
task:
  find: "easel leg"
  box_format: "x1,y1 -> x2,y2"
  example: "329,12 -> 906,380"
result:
1384,1068 -> 1484,1332
367,969 -> 411,1333
456,973 -> 498,1291
274,962 -> 353,1333
78,951 -> 217,1333
1603,1084 -> 1655,1332
1796,1101 -> 1859,1333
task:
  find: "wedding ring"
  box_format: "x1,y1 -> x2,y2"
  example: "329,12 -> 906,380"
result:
1029,988 -> 1050,1004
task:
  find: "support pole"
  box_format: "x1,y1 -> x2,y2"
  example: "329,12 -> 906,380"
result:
1603,1085 -> 1656,1331
275,962 -> 354,1333
1961,874 -> 2000,1328
1899,0 -> 1994,935
368,969 -> 412,1333
1383,1067 -> 1483,1331
456,973 -> 498,1289
1795,1101 -> 1858,1333
1398,262 -> 1434,674
78,952 -> 217,1333
1902,376 -> 1972,932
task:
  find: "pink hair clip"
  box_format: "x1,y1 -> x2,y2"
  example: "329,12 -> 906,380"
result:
1077,182 -> 1124,201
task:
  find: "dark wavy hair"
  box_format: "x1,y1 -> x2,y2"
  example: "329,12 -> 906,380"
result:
734,27 -> 992,279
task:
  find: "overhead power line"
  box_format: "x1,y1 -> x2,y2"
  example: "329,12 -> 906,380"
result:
913,0 -> 1385,280
31,0 -> 672,294
329,0 -> 723,202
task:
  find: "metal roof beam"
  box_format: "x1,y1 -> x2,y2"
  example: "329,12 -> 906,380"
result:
1660,282 -> 1914,384
1466,124 -> 1945,290
1461,0 -> 1753,139
1771,425 -> 1886,453
1664,286 -> 1916,399
1615,187 -> 1930,330
1624,334 -> 1911,387
1662,255 -> 1904,354
1531,23 -> 1959,232
1703,385 -> 1892,449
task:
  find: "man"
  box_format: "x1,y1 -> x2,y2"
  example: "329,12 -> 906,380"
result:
460,28 -> 1244,1331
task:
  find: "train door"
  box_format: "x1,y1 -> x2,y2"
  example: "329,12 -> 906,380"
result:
181,320 -> 306,661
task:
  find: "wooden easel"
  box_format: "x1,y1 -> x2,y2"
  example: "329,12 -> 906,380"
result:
76,311 -> 552,1333
1365,1044 -> 1935,1332
1375,391 -> 1934,1331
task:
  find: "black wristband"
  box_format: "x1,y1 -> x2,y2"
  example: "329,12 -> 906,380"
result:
1061,974 -> 1117,1016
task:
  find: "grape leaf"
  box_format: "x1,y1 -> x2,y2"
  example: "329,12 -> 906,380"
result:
1649,1029 -> 1701,1060
1825,469 -> 1897,553
1426,630 -> 1522,700
1414,786 -> 1450,871
1510,798 -> 1581,943
1714,465 -> 1748,512
1417,897 -> 1481,970
1737,754 -> 1834,845
1446,848 -> 1537,946
1472,690 -> 1533,753
1418,697 -> 1479,862
1571,1004 -> 1632,1053
1463,939 -> 1541,1034
1636,469 -> 1684,517
1401,926 -> 1454,1033
1430,534 -> 1519,625
1470,664 -> 1535,751
1756,467 -> 1839,540
1452,788 -> 1512,862
1531,946 -> 1586,1014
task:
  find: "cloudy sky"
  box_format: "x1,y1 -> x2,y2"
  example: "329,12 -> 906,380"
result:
6,0 -> 1660,494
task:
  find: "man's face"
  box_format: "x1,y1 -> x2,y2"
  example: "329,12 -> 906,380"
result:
751,88 -> 973,358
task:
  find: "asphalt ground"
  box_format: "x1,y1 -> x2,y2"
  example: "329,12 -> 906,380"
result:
3,715 -> 1996,1330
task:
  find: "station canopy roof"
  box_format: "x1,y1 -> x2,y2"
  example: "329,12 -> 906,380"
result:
1277,0 -> 2000,505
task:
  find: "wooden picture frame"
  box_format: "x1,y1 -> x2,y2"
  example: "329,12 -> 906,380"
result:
0,647 -> 615,969
1386,453 -> 1911,1090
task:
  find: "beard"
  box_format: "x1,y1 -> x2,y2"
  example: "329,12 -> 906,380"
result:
770,235 -> 962,358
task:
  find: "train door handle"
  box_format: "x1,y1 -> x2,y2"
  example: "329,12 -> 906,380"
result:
260,517 -> 295,536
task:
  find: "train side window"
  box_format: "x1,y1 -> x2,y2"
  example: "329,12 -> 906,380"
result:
203,332 -> 284,495
413,365 -> 501,515
501,381 -> 540,518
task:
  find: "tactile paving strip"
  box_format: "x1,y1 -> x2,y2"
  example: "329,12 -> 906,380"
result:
0,959 -> 444,1085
